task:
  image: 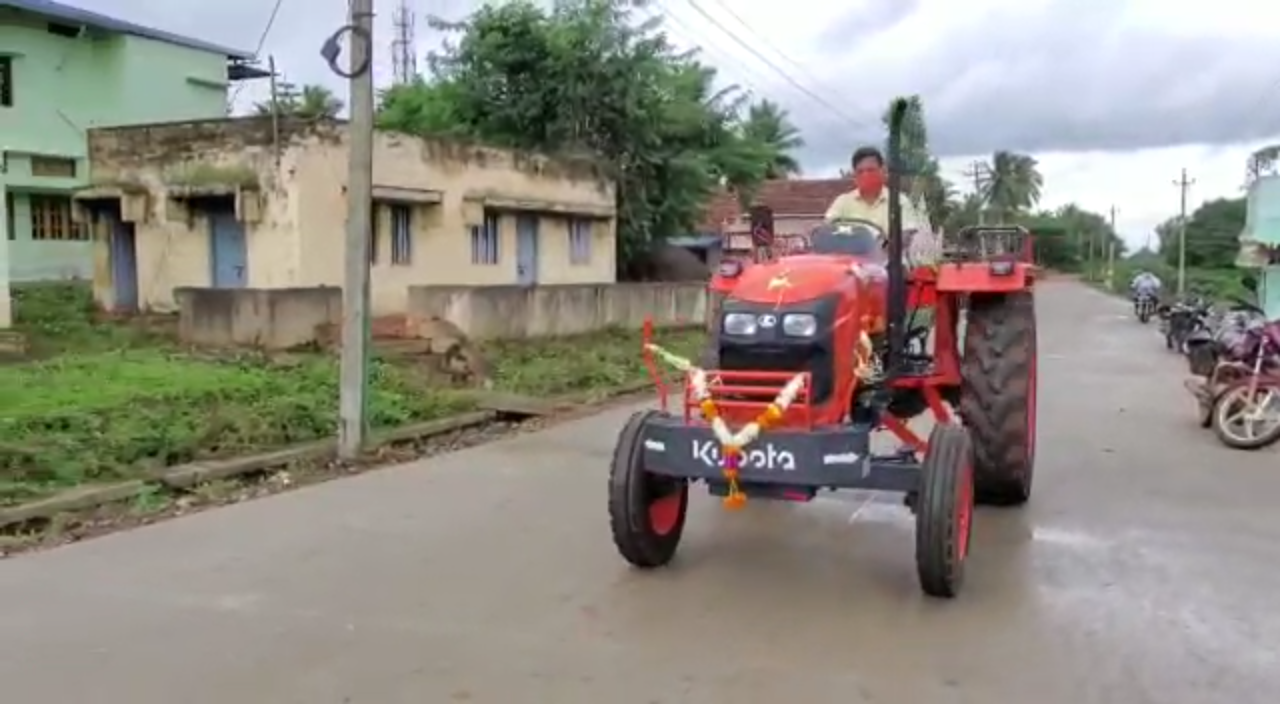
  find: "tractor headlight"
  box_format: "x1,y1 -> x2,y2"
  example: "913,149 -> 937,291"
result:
723,312 -> 758,336
782,313 -> 818,337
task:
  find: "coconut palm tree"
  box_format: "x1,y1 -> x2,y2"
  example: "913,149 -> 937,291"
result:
255,83 -> 344,119
741,99 -> 803,178
979,151 -> 1043,222
920,162 -> 958,229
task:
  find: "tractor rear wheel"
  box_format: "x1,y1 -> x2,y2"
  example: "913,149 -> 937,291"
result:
608,410 -> 689,568
960,291 -> 1037,506
915,423 -> 974,598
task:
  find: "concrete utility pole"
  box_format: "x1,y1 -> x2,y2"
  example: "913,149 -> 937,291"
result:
0,209 -> 9,328
0,186 -> 9,327
1106,205 -> 1117,289
338,0 -> 376,460
1174,168 -> 1195,296
962,160 -> 988,224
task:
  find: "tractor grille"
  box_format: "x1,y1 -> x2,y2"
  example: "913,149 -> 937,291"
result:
718,341 -> 834,404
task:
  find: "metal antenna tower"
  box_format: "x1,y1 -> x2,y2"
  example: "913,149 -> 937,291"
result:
391,0 -> 417,83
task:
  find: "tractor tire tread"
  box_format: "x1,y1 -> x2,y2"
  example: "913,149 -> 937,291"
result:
916,423 -> 973,598
960,292 -> 1036,506
608,410 -> 687,568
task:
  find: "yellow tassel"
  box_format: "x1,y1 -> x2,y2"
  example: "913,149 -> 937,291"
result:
700,399 -> 718,419
761,404 -> 783,424
723,477 -> 747,509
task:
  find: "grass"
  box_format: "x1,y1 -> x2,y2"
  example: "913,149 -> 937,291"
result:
483,325 -> 707,397
0,349 -> 476,506
0,283 -> 707,506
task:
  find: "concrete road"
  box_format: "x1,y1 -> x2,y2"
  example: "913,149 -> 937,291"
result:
2,281 -> 1279,704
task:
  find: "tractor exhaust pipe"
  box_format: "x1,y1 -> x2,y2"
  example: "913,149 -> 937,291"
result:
884,97 -> 909,378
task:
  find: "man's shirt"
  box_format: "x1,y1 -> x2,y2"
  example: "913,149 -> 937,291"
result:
1131,274 -> 1161,294
823,190 -> 929,233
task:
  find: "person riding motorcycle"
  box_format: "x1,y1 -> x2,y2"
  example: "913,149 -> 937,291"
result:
1130,270 -> 1162,299
1129,270 -> 1162,319
824,146 -> 930,242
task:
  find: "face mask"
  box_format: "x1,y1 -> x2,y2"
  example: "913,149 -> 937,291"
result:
854,169 -> 885,197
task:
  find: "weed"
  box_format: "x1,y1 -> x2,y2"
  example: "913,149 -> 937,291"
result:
483,325 -> 706,397
1,283 -> 707,505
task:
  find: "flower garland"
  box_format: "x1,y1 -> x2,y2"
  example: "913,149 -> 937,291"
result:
645,343 -> 806,510
854,330 -> 877,380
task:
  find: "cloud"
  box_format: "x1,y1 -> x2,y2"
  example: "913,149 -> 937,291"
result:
933,143 -> 1265,253
72,0 -> 1279,249
683,0 -> 1280,162
82,0 -> 1280,157
813,0 -> 921,46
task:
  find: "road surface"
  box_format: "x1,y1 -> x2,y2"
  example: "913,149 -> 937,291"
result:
2,281 -> 1278,704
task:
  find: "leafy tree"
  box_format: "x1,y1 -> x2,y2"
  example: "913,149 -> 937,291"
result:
255,83 -> 344,119
375,0 -> 795,275
880,95 -> 929,185
877,94 -> 957,229
376,78 -> 468,137
1246,144 -> 1280,187
1154,197 -> 1245,270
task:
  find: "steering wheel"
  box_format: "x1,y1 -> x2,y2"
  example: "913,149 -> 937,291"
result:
828,218 -> 885,239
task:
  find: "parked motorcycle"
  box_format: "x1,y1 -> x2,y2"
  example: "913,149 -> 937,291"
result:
1161,297 -> 1212,352
1133,291 -> 1158,323
1186,298 -> 1280,448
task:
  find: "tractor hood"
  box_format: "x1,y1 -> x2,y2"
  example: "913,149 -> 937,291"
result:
727,254 -> 864,305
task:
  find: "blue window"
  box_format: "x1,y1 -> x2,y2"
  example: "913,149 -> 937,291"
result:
390,204 -> 412,265
471,212 -> 499,265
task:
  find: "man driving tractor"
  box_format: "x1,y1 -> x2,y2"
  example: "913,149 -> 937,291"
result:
824,146 -> 930,237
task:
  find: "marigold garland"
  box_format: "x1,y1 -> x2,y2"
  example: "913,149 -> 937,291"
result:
645,343 -> 805,510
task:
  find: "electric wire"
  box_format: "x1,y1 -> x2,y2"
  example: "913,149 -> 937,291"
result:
674,0 -> 874,133
321,0 -> 374,80
228,0 -> 287,105
699,0 -> 876,126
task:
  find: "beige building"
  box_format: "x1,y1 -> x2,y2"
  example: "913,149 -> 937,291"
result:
76,117 -> 617,315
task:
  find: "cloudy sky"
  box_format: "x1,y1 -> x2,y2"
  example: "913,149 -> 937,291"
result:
89,0 -> 1280,250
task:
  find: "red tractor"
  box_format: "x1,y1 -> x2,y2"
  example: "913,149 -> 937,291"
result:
607,101 -> 1038,598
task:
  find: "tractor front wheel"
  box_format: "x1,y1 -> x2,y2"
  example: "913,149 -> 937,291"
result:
960,292 -> 1037,506
608,410 -> 689,568
915,423 -> 974,598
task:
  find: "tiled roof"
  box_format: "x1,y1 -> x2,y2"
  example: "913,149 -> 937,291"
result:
699,178 -> 850,232
2,0 -> 253,58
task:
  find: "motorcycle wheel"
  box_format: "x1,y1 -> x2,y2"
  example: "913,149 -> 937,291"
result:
1186,345 -> 1217,377
1212,382 -> 1280,450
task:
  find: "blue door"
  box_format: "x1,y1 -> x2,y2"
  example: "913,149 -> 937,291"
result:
209,207 -> 248,288
105,211 -> 139,313
515,214 -> 539,285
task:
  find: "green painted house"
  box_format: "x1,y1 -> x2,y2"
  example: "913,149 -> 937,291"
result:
0,0 -> 266,284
